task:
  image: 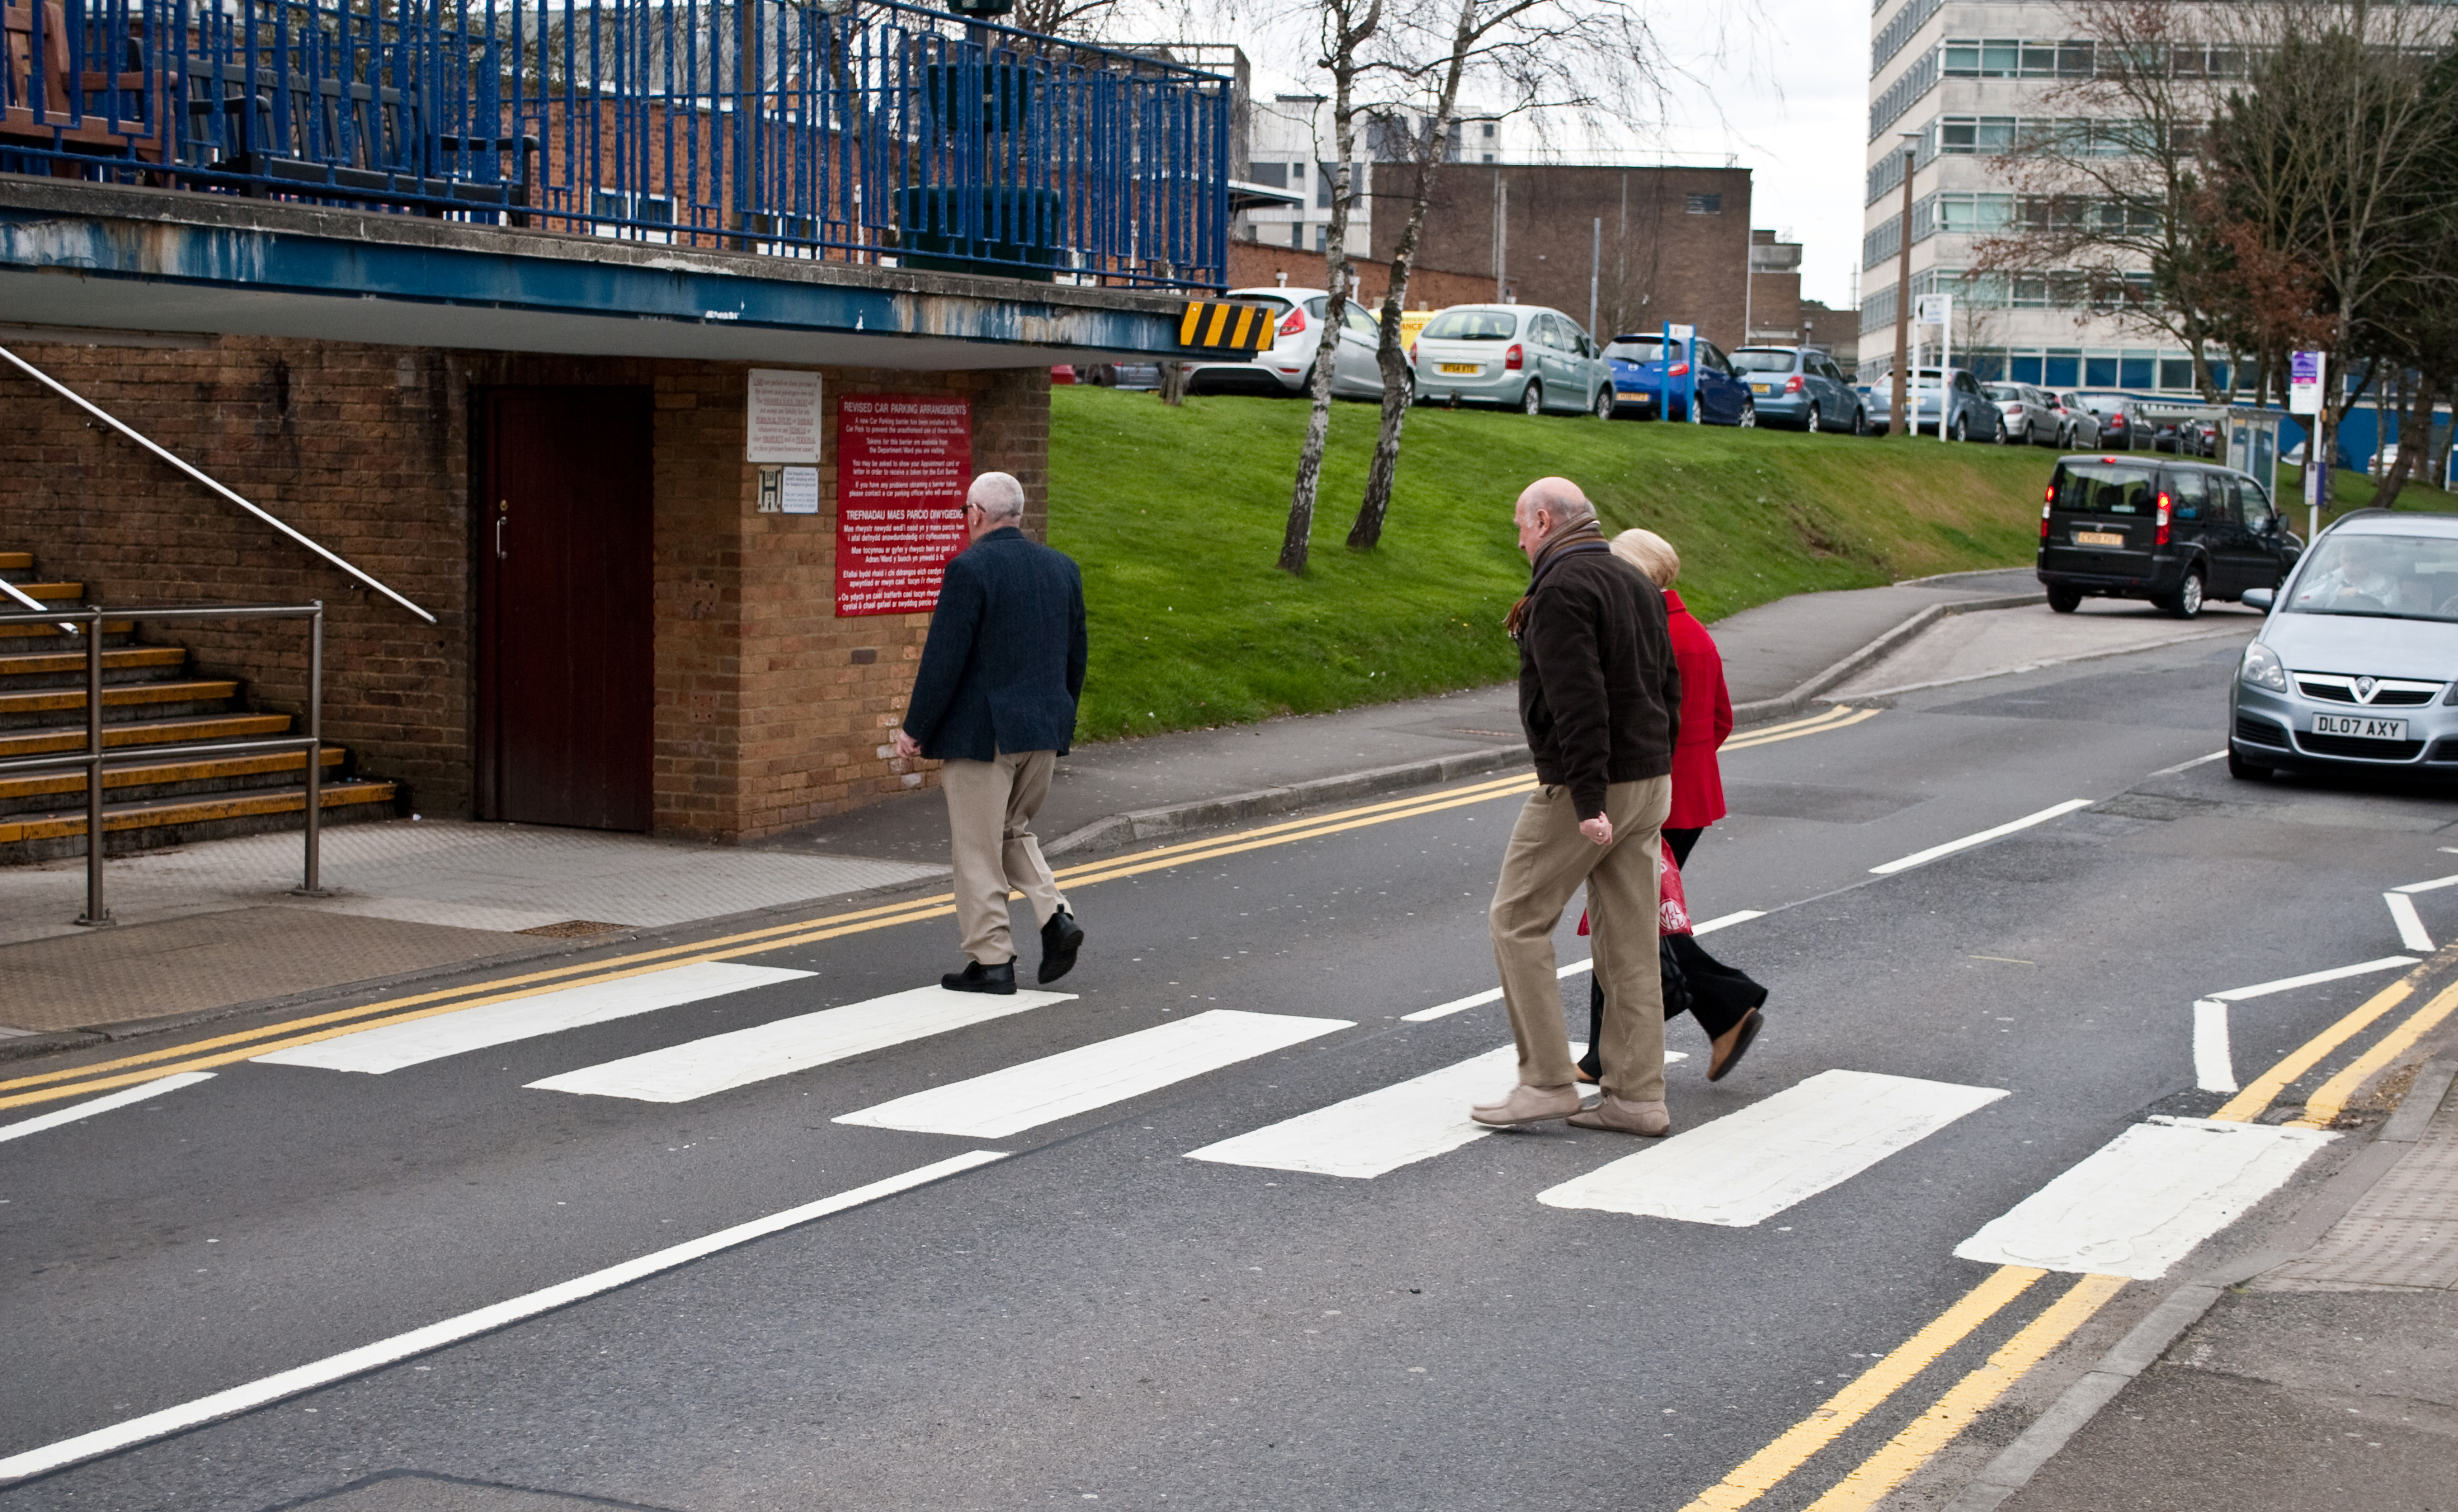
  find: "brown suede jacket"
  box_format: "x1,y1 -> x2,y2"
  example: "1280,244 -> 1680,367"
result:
1514,543 -> 1682,819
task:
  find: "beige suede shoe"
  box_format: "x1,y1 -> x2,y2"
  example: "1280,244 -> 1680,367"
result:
1468,1083 -> 1584,1127
1567,1095 -> 1672,1137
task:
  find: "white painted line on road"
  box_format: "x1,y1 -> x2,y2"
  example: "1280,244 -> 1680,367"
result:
1954,1116 -> 2335,1278
0,1072 -> 215,1144
1868,800 -> 2094,875
835,1009 -> 1352,1139
251,962 -> 816,1075
2146,750 -> 2228,778
2192,1000 -> 2236,1093
2211,956 -> 2418,1002
1402,959 -> 1592,1023
1538,1070 -> 2007,1226
1692,910 -> 1765,934
2386,893 -> 2436,953
0,1149 -> 1009,1486
1185,1040 -> 1687,1179
2395,873 -> 2458,895
525,985 -> 1075,1104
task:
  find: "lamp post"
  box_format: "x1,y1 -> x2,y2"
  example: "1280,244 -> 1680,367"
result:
1891,129 -> 1920,439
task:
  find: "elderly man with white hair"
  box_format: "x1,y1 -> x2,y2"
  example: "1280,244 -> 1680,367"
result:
894,471 -> 1090,994
1470,476 -> 1684,1136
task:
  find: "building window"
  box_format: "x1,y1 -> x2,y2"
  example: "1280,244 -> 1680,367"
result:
2119,352 -> 2155,389
1315,223 -> 1328,252
2160,357 -> 2196,390
2085,355 -> 2119,387
1290,161 -> 1306,181
2044,350 -> 2081,387
1686,193 -> 1723,215
1247,161 -> 1288,189
2011,353 -> 2043,385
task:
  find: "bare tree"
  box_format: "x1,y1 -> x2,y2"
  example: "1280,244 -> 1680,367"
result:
1280,0 -> 1384,575
1345,0 -> 1667,550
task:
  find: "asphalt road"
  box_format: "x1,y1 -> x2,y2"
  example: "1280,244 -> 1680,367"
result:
4,623 -> 2456,1512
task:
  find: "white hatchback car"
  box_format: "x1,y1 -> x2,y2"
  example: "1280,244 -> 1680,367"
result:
1185,287 -> 1393,400
1409,303 -> 1615,418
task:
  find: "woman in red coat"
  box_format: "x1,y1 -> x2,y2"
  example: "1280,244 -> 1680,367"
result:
1576,529 -> 1766,1084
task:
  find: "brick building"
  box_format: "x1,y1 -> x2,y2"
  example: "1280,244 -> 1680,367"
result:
1365,164 -> 1756,347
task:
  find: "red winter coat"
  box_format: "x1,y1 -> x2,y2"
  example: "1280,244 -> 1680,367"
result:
1664,589 -> 1732,830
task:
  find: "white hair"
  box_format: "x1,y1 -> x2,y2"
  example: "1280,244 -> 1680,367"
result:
970,472 -> 1026,521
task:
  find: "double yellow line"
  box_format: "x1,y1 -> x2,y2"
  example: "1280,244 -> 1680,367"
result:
1680,943 -> 2458,1512
1724,704 -> 1880,753
0,771 -> 1539,1113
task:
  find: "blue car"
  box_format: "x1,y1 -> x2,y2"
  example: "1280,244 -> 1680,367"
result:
1732,347 -> 1866,434
1603,333 -> 1757,425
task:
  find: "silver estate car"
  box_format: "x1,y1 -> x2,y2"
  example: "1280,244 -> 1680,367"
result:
1409,304 -> 1615,418
2229,511 -> 2458,781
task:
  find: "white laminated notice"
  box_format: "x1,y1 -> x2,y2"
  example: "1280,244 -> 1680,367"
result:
746,368 -> 824,461
780,465 -> 820,514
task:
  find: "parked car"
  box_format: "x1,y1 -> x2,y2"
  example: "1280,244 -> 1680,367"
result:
2066,391 -> 2139,449
1409,304 -> 1613,416
1861,368 -> 2004,441
1602,333 -> 1756,425
2050,392 -> 2102,449
1985,382 -> 2063,447
2037,454 -> 2299,618
2152,416 -> 2219,456
1730,347 -> 1864,433
1186,287 -> 1393,401
2229,510 -> 2458,781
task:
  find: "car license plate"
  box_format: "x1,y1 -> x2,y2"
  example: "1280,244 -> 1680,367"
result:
2313,713 -> 2408,741
1750,382 -> 1771,394
1438,362 -> 1479,375
2073,530 -> 2125,546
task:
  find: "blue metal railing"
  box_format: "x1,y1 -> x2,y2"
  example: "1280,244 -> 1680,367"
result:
0,0 -> 1230,288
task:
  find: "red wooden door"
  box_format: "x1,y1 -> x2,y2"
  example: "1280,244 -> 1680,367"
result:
476,387 -> 654,831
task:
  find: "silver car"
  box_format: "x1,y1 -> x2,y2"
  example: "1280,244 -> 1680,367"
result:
2229,511 -> 2458,781
1409,303 -> 1615,418
1985,382 -> 2063,447
2050,392 -> 2103,449
1186,287 -> 1391,399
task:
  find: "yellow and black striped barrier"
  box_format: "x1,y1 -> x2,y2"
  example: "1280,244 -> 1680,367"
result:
1176,298 -> 1278,354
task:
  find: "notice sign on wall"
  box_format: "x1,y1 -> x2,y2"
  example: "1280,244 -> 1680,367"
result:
834,395 -> 973,618
746,369 -> 825,462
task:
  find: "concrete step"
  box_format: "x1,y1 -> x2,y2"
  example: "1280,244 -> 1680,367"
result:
0,712 -> 292,762
8,582 -> 84,602
0,645 -> 189,687
0,621 -> 135,642
0,678 -> 241,730
0,745 -> 345,817
0,779 -> 399,863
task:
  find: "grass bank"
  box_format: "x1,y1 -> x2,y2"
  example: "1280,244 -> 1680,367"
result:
1047,386 -> 2063,742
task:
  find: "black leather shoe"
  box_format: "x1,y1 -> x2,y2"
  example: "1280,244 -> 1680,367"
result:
941,960 -> 1017,995
1038,908 -> 1084,985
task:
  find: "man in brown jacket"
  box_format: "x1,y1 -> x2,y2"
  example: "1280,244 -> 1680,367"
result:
1470,477 -> 1684,1136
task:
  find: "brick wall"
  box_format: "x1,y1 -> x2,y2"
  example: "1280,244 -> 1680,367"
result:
2,335 -> 1049,842
1224,241 -> 1492,312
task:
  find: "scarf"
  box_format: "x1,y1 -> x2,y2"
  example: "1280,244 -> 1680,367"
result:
1504,518 -> 1610,638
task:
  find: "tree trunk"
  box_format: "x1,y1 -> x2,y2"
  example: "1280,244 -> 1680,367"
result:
2375,369 -> 2438,510
1282,44 -> 1371,576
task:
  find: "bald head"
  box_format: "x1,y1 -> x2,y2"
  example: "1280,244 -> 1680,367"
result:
1513,477 -> 1597,562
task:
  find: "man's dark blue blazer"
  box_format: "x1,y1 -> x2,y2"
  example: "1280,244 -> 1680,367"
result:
902,526 -> 1089,762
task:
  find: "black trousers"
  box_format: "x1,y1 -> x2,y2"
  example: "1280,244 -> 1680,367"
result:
1578,827 -> 1765,1077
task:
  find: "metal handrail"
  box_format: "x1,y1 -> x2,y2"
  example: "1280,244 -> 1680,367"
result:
0,348 -> 437,626
0,576 -> 79,634
0,601 -> 330,925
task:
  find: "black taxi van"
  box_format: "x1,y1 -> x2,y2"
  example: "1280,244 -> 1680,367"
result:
2035,455 -> 2301,618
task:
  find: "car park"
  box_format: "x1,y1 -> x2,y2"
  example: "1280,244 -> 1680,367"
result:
2049,392 -> 2101,449
1410,304 -> 1613,417
1985,382 -> 2063,446
2228,510 -> 2458,782
1186,287 -> 1393,401
1731,347 -> 1863,433
2065,391 -> 2139,449
2036,454 -> 2298,619
1861,368 -> 2003,441
1604,333 -> 1756,425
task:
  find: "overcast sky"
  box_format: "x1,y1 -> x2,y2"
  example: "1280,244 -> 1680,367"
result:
1228,0 -> 1868,309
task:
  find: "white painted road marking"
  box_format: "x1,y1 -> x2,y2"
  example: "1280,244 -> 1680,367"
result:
2396,872 -> 2458,894
526,985 -> 1076,1104
2210,957 -> 2417,1001
1868,800 -> 2093,875
2192,1000 -> 2236,1092
2147,750 -> 2228,778
0,1072 -> 215,1144
1537,1070 -> 2007,1226
0,1151 -> 1009,1486
1399,912 -> 1765,1023
2386,893 -> 2436,953
251,962 -> 816,1075
835,1009 -> 1352,1139
1185,1040 -> 1689,1179
1955,1116 -> 2335,1278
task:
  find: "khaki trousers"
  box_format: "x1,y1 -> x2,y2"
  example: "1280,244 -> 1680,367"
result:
1489,776 -> 1671,1103
942,750 -> 1066,964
